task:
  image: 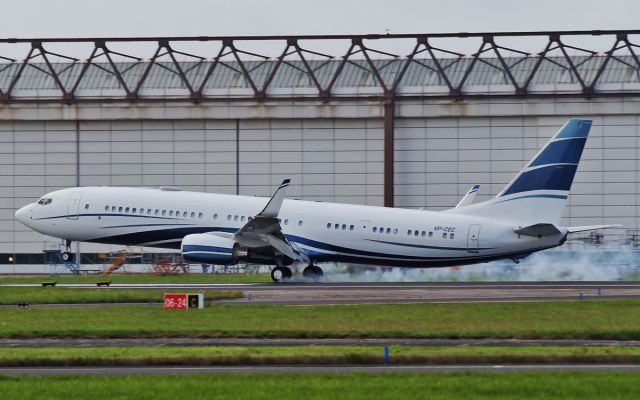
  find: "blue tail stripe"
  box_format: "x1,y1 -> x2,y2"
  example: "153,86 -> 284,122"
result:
555,119 -> 592,139
502,164 -> 578,196
530,137 -> 587,167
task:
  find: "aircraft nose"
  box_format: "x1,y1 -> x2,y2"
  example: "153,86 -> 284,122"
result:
15,204 -> 33,226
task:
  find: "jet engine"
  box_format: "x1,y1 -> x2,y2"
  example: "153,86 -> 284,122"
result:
181,233 -> 248,265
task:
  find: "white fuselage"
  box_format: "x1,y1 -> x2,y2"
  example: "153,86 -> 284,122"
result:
15,186 -> 566,268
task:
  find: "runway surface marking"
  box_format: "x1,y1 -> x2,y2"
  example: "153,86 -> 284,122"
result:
2,364 -> 640,375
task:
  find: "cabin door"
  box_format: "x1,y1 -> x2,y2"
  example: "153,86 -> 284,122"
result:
66,192 -> 81,220
467,224 -> 481,253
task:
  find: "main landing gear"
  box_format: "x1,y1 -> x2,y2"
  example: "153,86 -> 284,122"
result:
303,265 -> 324,280
270,265 -> 324,283
61,239 -> 74,263
271,266 -> 293,283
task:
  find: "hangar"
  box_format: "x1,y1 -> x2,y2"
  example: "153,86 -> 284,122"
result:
1,30 -> 639,264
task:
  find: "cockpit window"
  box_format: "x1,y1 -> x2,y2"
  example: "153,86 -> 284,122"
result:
37,198 -> 52,205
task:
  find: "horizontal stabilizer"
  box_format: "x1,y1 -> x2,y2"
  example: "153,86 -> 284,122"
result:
567,224 -> 621,233
514,223 -> 561,237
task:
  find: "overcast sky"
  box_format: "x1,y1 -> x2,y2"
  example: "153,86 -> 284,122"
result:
0,0 -> 637,58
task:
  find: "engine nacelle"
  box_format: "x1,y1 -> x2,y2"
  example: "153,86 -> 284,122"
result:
181,233 -> 244,265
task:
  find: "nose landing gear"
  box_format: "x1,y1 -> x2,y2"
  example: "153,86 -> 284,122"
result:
61,239 -> 74,263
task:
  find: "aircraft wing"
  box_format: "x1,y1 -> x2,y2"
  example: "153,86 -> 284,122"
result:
455,184 -> 480,208
232,179 -> 309,263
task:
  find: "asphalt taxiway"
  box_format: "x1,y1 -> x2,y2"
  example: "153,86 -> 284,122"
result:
4,281 -> 640,305
2,364 -> 640,376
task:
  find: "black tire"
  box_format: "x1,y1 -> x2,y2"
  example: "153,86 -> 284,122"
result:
303,265 -> 323,280
271,266 -> 292,283
61,252 -> 74,262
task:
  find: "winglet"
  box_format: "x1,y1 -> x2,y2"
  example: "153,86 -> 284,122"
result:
455,184 -> 480,208
257,179 -> 290,218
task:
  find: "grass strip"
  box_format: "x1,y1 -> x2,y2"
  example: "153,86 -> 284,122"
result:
0,287 -> 242,305
1,345 -> 640,367
1,372 -> 639,400
0,300 -> 639,339
0,273 -> 270,284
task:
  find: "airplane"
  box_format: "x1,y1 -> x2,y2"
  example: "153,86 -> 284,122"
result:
15,118 -> 618,282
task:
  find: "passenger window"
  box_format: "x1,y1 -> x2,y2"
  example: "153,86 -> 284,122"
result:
104,206 -> 109,211
154,209 -> 158,215
327,223 -> 331,229
112,206 -> 116,212
85,204 -> 90,210
227,215 -> 232,221
393,228 -> 398,234
350,225 -> 354,231
386,228 -> 391,234
442,233 -> 447,239
284,219 -> 289,225
147,209 -> 152,215
421,231 -> 426,237
183,212 -> 188,217
334,223 -> 339,229
379,227 -> 383,233
125,207 -> 129,213
140,208 -> 144,214
169,211 -> 174,216
342,224 -> 346,230
429,232 -> 433,238
234,215 -> 239,221
373,227 -> 377,233
132,208 -> 136,213
162,210 -> 166,216
414,230 -> 419,236
407,230 -> 412,235
450,233 -> 454,239
118,207 -> 123,212
241,216 -> 246,222
198,213 -> 203,218
298,220 -> 303,226
214,213 -> 218,220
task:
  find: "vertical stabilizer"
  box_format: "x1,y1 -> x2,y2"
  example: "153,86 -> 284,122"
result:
447,119 -> 591,225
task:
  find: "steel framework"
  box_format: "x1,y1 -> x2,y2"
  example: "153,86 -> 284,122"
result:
0,30 -> 637,102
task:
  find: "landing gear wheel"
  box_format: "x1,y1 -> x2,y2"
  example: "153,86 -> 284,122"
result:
61,252 -> 74,262
303,265 -> 324,281
271,266 -> 293,283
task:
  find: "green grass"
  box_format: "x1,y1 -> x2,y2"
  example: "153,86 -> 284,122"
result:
1,300 -> 639,339
0,273 -> 271,284
1,345 -> 640,367
1,372 -> 639,400
0,287 -> 242,305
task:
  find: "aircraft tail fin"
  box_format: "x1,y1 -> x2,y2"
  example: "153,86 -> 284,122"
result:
447,118 -> 592,226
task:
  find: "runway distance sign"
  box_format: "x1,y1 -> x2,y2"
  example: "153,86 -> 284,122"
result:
163,293 -> 204,309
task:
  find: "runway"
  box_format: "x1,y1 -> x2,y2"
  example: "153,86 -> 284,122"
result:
1,338 -> 639,348
4,281 -> 640,305
2,364 -> 640,376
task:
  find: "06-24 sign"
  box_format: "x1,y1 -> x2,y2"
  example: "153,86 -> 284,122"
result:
163,293 -> 203,309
